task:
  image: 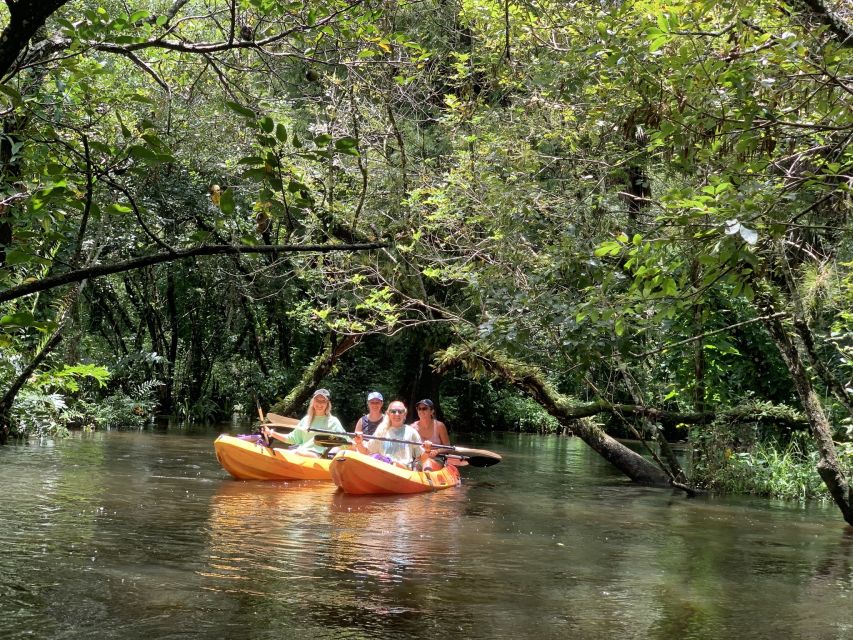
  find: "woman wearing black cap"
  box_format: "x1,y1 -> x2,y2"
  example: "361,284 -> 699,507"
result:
411,399 -> 450,452
262,388 -> 345,457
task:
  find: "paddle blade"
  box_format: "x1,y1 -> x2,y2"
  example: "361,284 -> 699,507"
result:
463,454 -> 501,468
313,434 -> 351,447
447,446 -> 502,468
265,412 -> 299,430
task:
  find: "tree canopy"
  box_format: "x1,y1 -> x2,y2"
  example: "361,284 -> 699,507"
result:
2,1 -> 853,520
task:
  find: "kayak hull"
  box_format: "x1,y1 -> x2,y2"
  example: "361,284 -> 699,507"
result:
214,434 -> 332,481
329,450 -> 460,495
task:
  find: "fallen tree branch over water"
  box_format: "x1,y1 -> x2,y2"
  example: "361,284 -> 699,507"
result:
436,342 -> 810,494
435,343 -> 676,489
267,334 -> 362,418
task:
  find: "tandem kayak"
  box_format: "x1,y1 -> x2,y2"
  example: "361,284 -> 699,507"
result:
214,434 -> 333,481
329,450 -> 461,495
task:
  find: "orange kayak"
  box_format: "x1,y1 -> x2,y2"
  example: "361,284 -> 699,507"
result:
214,434 -> 332,481
329,450 -> 461,495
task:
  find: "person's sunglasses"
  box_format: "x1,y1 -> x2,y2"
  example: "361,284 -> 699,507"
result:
388,409 -> 406,415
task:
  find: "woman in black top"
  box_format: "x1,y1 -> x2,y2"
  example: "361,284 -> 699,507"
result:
353,391 -> 384,436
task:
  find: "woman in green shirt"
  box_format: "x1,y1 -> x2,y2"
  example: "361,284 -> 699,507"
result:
263,388 -> 346,457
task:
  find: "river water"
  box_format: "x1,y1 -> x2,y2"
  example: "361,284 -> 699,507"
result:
0,428 -> 851,639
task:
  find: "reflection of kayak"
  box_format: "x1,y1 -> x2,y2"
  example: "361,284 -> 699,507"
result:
329,450 -> 461,495
214,434 -> 332,481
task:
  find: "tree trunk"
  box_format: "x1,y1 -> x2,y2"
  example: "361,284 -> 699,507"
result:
793,317 -> 853,418
616,357 -> 687,483
759,294 -> 853,525
437,345 -> 677,488
0,1 -> 71,79
163,269 -> 179,414
690,259 -> 706,414
0,282 -> 84,443
268,334 -> 361,417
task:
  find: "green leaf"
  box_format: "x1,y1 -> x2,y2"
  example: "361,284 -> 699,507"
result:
225,101 -> 256,118
219,188 -> 235,214
275,123 -> 288,143
0,311 -> 54,331
238,156 -> 266,165
141,132 -> 168,151
334,136 -> 359,155
0,84 -> 22,105
127,145 -> 160,163
259,116 -> 275,134
107,203 -> 133,214
241,168 -> 268,181
2,249 -> 33,266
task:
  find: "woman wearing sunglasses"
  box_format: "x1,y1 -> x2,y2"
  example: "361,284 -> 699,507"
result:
411,399 -> 450,450
263,388 -> 345,457
352,400 -> 433,469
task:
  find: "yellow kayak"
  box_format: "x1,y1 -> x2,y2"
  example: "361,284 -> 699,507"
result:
214,434 -> 332,481
329,449 -> 461,495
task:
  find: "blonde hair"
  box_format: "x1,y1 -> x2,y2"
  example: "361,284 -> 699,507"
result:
373,401 -> 406,439
305,395 -> 332,422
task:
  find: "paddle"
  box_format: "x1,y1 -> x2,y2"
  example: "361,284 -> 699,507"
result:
253,403 -> 272,447
308,427 -> 502,468
266,412 -> 300,427
312,434 -> 351,448
253,407 -> 299,447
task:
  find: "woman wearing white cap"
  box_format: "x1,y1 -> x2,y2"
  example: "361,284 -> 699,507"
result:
262,388 -> 345,457
353,391 -> 384,436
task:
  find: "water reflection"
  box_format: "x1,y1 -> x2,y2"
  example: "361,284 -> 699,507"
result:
203,479 -> 473,636
2,430 -> 853,640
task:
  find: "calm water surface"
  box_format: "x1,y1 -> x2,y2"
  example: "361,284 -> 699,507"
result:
1,428 -> 852,639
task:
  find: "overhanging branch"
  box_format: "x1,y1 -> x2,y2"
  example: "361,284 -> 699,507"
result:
0,242 -> 386,303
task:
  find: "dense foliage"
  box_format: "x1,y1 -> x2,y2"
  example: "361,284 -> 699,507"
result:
1,1 -> 852,510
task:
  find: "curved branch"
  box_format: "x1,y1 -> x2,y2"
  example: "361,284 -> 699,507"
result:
109,48 -> 171,95
102,176 -> 176,254
90,1 -> 366,56
0,242 -> 386,303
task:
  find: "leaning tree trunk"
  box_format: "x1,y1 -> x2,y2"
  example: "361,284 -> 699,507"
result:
436,344 -> 677,488
759,294 -> 853,525
615,356 -> 687,484
268,334 -> 362,417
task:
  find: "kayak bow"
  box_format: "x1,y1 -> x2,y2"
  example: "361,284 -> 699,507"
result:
329,449 -> 460,495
